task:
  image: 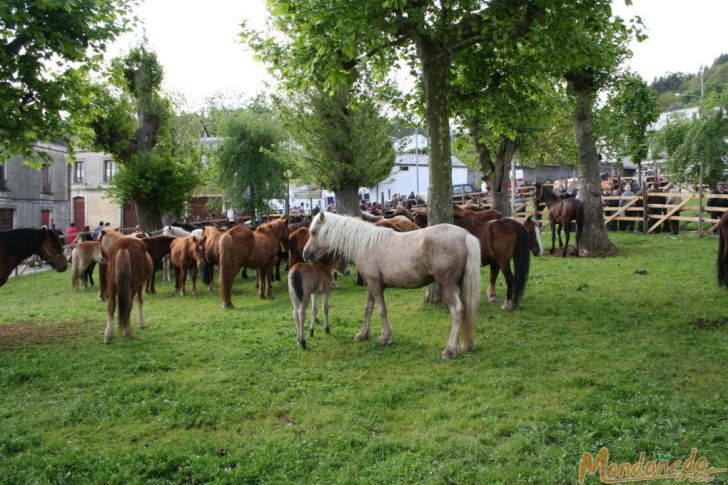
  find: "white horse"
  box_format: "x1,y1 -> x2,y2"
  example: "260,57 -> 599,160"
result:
162,225 -> 204,241
303,212 -> 481,359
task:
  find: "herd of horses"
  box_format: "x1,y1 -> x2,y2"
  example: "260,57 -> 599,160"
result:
2,185 -> 728,357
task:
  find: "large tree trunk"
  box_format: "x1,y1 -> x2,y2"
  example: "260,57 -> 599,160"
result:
491,139 -> 516,217
417,37 -> 453,303
134,199 -> 163,232
468,118 -> 514,217
567,76 -> 614,256
335,186 -> 360,216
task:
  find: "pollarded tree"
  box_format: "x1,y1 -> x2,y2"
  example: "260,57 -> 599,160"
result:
90,47 -> 202,230
0,0 -> 135,165
213,107 -> 290,220
277,85 -> 395,216
542,0 -> 641,255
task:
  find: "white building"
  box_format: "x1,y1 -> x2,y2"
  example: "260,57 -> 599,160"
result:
367,153 -> 471,204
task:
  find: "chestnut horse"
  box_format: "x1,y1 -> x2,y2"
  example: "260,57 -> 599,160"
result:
98,228 -> 126,300
288,255 -> 350,348
198,225 -> 224,291
288,227 -> 310,267
219,219 -> 287,307
535,183 -> 584,257
0,228 -> 68,287
718,211 -> 728,288
170,235 -> 200,296
303,212 -> 481,359
102,235 -> 153,344
71,240 -> 101,290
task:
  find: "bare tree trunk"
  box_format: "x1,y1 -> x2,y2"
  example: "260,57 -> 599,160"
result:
567,76 -> 614,256
417,37 -> 453,303
335,186 -> 360,216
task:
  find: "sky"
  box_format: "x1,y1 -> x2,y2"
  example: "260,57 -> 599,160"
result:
110,0 -> 728,111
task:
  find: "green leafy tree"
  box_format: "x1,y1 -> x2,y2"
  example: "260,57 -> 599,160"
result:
0,0 -> 135,165
652,92 -> 728,186
543,0 -> 641,255
90,47 -> 202,230
277,86 -> 394,216
600,72 -> 660,181
213,108 -> 290,219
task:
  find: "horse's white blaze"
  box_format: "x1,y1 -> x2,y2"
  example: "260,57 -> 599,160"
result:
535,225 -> 543,256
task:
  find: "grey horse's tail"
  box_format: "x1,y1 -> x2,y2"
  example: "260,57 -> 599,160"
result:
460,234 -> 481,350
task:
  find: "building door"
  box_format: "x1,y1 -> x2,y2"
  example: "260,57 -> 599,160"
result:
73,197 -> 85,228
122,202 -> 137,231
40,210 -> 51,227
0,208 -> 14,231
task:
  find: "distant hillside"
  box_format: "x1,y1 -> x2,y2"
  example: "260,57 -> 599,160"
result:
651,53 -> 728,110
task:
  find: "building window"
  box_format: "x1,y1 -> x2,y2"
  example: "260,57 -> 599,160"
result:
400,166 -> 409,171
103,160 -> 115,182
0,208 -> 13,230
73,161 -> 85,183
0,163 -> 7,190
41,164 -> 51,193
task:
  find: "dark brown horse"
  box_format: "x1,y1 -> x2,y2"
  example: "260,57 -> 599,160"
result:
170,235 -> 200,296
454,216 -> 540,309
413,206 -> 501,228
0,228 -> 68,287
374,217 -> 419,232
718,211 -> 728,288
535,183 -> 584,257
103,236 -> 153,344
140,235 -> 176,293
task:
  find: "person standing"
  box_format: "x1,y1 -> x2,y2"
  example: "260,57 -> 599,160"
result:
620,184 -> 636,232
65,222 -> 78,245
93,221 -> 104,240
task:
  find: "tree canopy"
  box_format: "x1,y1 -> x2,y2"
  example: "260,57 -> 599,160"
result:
89,46 -> 202,229
0,0 -> 136,165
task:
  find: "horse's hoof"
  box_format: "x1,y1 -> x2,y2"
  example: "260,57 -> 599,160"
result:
441,347 -> 456,359
354,332 -> 369,342
378,335 -> 392,346
299,339 -> 307,349
104,338 -> 112,345
488,296 -> 497,303
309,328 -> 314,337
548,249 -> 555,254
501,301 -> 514,310
324,326 -> 330,334
462,339 -> 475,352
223,303 -> 234,309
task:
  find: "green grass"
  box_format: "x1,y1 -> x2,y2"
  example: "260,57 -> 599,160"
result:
0,232 -> 726,484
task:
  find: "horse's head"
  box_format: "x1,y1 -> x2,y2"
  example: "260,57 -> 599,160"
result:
40,228 -> 68,272
523,216 -> 543,257
333,255 -> 350,277
303,212 -> 330,263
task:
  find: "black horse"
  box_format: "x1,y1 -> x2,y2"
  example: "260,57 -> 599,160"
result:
0,228 -> 68,287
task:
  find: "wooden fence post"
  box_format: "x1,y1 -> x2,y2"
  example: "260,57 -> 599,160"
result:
642,183 -> 648,234
699,162 -> 704,237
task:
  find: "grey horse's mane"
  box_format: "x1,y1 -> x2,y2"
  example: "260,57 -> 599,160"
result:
311,212 -> 393,261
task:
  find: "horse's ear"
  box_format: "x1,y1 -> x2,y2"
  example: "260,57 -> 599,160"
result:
526,215 -> 532,223
319,211 -> 325,224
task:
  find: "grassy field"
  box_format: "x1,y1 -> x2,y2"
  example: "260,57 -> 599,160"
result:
0,232 -> 726,484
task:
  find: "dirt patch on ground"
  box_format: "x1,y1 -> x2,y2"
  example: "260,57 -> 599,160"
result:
691,317 -> 728,330
0,321 -> 97,351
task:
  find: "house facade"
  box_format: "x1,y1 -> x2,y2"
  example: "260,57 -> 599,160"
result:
70,149 -> 123,229
0,143 -> 72,231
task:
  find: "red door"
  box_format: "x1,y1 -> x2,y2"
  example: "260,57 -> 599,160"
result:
122,202 -> 137,232
40,210 -> 51,227
0,208 -> 13,231
73,197 -> 85,228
